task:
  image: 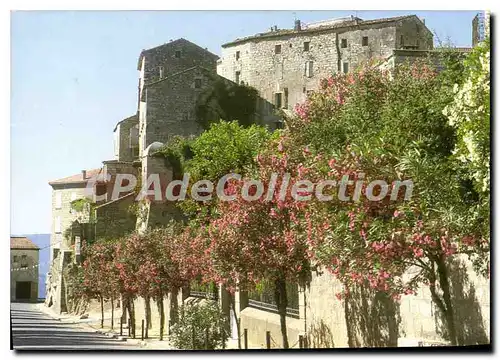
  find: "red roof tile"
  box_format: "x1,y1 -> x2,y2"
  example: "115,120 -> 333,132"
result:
11,237 -> 39,250
49,168 -> 103,186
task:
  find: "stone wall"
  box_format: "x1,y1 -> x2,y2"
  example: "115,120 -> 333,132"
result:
305,255 -> 490,348
94,193 -> 137,240
114,114 -> 139,162
11,249 -> 39,301
140,38 -> 219,86
217,16 -> 433,112
50,184 -> 90,257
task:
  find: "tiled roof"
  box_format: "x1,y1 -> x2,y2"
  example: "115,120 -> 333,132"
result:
11,236 -> 39,250
48,168 -> 103,186
222,15 -> 419,47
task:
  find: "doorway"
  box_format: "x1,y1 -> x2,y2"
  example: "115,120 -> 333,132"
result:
15,281 -> 32,300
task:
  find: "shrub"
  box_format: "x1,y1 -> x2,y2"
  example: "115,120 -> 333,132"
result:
169,301 -> 228,349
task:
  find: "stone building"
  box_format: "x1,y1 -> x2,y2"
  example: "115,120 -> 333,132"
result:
11,236 -> 39,301
44,17 -> 489,348
217,15 -> 433,112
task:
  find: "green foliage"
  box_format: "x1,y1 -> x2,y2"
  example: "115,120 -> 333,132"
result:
444,39 -> 490,196
186,121 -> 271,181
176,121 -> 272,219
70,198 -> 91,213
155,136 -> 194,180
169,302 -> 228,349
195,79 -> 259,129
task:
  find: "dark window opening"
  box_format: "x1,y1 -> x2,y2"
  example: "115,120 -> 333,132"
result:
274,93 -> 282,109
236,51 -> 240,60
284,88 -> 289,109
194,78 -> 202,89
341,39 -> 347,48
400,35 -> 404,47
175,50 -> 182,58
21,255 -> 28,268
303,41 -> 310,51
235,71 -> 240,84
275,44 -> 282,54
343,62 -> 349,74
303,86 -> 306,93
362,36 -> 369,46
289,43 -> 292,48
96,184 -> 107,196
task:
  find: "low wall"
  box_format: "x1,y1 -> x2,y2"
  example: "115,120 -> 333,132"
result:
240,307 -> 304,349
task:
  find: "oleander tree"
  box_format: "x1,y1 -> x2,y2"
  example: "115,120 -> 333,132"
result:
206,136 -> 313,349
284,60 -> 488,346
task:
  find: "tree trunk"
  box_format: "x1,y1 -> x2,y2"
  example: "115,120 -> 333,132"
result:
274,278 -> 289,349
121,294 -> 127,323
127,297 -> 136,338
436,257 -> 458,346
229,294 -> 241,349
158,294 -> 165,341
111,295 -> 114,330
100,294 -> 104,328
144,295 -> 151,339
170,287 -> 179,326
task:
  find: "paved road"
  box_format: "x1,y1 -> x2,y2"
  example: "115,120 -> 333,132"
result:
11,302 -> 142,350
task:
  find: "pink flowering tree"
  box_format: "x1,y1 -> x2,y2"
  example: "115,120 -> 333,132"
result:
206,136 -> 314,349
285,61 -> 488,346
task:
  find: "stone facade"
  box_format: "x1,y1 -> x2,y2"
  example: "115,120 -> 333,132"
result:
217,15 -> 432,111
11,237 -> 39,302
114,114 -> 139,162
137,39 -> 219,157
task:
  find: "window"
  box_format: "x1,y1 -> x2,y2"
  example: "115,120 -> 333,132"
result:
275,44 -> 281,54
175,50 -> 181,58
55,192 -> 62,209
362,36 -> 369,46
20,255 -> 28,268
305,61 -> 314,78
55,216 -> 61,233
235,71 -> 240,84
236,51 -> 240,60
341,39 -> 347,48
303,87 -> 306,93
194,78 -> 202,89
274,93 -> 282,109
400,35 -> 404,47
303,41 -> 310,51
284,88 -> 289,109
13,255 -> 18,263
416,39 -> 420,49
159,66 -> 164,78
343,62 -> 349,74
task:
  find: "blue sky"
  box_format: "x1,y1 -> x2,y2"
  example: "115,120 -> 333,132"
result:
10,10 -> 480,234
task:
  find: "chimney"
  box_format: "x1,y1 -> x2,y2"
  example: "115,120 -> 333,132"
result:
82,170 -> 87,180
294,19 -> 301,31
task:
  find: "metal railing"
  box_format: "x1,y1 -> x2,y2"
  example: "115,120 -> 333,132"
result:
247,299 -> 299,318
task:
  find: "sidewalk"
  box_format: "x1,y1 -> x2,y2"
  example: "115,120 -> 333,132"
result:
36,303 -> 175,349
